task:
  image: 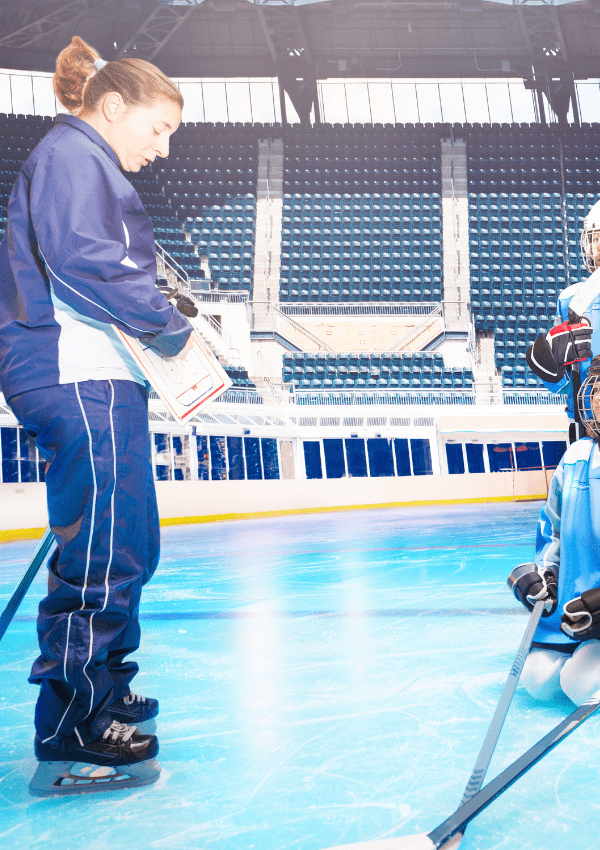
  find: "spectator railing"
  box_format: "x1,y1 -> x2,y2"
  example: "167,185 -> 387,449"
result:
191,290 -> 250,303
278,303 -> 442,317
155,241 -> 190,290
215,388 -> 567,407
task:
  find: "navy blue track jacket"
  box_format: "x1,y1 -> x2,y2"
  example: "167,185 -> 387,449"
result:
0,113 -> 192,402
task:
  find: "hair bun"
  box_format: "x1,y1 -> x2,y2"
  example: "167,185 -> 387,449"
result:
53,35 -> 100,114
54,35 -> 183,117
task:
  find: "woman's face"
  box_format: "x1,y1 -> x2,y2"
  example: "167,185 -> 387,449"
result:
105,97 -> 182,172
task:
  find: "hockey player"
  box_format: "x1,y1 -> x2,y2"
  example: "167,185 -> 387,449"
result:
0,37 -> 194,794
508,356 -> 600,705
525,201 -> 600,443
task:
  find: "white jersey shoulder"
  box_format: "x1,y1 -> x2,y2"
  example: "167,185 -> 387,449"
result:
563,437 -> 595,466
558,279 -> 589,303
562,268 -> 600,317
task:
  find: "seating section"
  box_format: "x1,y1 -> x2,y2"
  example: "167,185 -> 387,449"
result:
467,123 -> 561,194
0,114 -> 51,240
469,193 -> 564,388
186,196 -> 255,290
467,122 -> 600,388
280,124 -> 442,302
564,193 -> 598,282
283,123 -> 441,194
280,193 -> 442,302
559,123 -> 600,195
0,113 -> 207,282
127,171 -> 203,279
282,352 -> 473,390
223,365 -> 255,389
4,113 -> 600,395
152,122 -> 260,291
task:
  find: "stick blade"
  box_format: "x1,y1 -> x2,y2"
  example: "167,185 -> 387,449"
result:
319,834 -> 437,850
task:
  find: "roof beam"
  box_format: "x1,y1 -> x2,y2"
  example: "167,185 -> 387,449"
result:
0,0 -> 110,50
115,2 -> 198,60
515,2 -> 570,69
255,4 -> 313,65
255,2 -> 319,123
515,2 -> 576,123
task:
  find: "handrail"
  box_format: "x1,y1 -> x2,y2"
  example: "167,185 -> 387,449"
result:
155,241 -> 190,289
391,305 -> 443,351
201,313 -> 224,338
278,302 -> 442,317
251,301 -> 334,351
0,388 -> 570,415
293,389 -> 569,407
191,290 -> 250,303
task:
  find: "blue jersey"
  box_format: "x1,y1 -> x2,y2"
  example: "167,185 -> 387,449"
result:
0,113 -> 191,402
533,437 -> 600,645
540,280 -> 600,419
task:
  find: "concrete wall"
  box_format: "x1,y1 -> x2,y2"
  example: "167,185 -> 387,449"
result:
291,315 -> 442,353
198,301 -> 253,368
0,470 -> 549,541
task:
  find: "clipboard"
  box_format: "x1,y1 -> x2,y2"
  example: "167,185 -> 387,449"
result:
114,324 -> 232,425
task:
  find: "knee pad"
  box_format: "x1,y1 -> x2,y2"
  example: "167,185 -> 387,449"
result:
521,648 -> 567,702
560,640 -> 600,706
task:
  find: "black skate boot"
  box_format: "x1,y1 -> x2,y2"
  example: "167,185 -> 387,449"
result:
30,721 -> 160,796
108,692 -> 159,733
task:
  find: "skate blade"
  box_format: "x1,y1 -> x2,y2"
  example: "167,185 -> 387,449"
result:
29,758 -> 161,797
319,835 -> 436,850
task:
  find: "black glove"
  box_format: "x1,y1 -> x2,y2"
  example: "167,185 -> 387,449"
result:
155,280 -> 198,318
172,294 -> 198,318
561,587 -> 600,641
507,563 -> 558,617
526,318 -> 592,383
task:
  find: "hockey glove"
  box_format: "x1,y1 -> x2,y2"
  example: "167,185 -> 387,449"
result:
526,319 -> 592,383
561,587 -> 600,641
507,563 -> 558,617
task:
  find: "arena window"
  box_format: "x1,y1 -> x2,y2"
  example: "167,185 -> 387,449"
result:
345,439 -> 368,478
446,443 -> 465,475
0,426 -> 44,484
465,443 -> 486,474
303,441 -> 323,480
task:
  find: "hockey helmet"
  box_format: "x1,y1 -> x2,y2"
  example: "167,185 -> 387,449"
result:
578,355 -> 600,440
581,199 -> 600,274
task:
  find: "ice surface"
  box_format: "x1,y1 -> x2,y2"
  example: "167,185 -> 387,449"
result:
1,502 -> 598,850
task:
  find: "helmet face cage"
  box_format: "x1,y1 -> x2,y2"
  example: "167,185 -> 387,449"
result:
578,371 -> 600,440
581,225 -> 600,274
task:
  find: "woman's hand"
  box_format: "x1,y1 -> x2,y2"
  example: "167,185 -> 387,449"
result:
172,333 -> 196,361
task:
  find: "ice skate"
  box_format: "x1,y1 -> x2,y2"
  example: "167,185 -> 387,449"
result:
109,692 -> 159,734
29,721 -> 160,797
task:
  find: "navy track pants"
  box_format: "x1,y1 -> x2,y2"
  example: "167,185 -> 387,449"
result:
9,379 -> 159,745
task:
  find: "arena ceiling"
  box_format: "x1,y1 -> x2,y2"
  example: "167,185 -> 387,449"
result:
1,0 -> 598,122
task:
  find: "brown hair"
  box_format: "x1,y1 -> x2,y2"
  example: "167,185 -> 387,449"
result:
53,36 -> 183,115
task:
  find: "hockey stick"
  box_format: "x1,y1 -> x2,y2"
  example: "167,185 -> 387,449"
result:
0,527 -> 54,644
323,694 -> 600,850
453,600 -> 545,816
319,599 -> 547,850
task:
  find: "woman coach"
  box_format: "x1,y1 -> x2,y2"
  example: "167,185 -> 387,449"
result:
0,36 -> 193,794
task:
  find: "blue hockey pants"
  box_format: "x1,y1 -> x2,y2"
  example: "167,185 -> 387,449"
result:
9,379 -> 159,745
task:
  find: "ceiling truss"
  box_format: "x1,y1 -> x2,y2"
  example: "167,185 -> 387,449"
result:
116,2 -> 197,59
0,0 -> 110,50
516,1 -> 578,123
256,3 -> 320,123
